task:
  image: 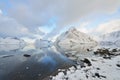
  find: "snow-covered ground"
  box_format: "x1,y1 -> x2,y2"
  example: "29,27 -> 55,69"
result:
51,49 -> 120,80
51,28 -> 120,80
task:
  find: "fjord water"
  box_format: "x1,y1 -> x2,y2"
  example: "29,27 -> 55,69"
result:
0,44 -> 75,80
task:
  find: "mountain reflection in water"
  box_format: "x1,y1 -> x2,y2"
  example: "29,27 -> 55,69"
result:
0,44 -> 75,80
55,44 -> 97,60
0,43 -> 97,80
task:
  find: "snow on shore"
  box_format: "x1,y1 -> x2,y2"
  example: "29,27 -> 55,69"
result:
51,50 -> 120,80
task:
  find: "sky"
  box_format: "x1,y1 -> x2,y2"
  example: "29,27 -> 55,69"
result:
0,0 -> 120,39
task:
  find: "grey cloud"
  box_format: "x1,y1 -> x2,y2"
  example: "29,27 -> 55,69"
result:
0,15 -> 31,37
1,0 -> 120,38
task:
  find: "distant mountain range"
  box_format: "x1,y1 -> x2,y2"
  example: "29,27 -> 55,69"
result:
0,28 -> 119,47
99,30 -> 120,46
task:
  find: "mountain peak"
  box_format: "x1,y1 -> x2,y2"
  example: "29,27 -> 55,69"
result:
56,27 -> 97,46
69,27 -> 77,31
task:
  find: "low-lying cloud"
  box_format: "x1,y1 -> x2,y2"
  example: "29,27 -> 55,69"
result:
96,19 -> 120,34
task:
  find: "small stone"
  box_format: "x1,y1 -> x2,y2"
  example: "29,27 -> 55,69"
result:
96,68 -> 100,70
82,58 -> 92,66
103,56 -> 111,59
86,74 -> 88,78
95,73 -> 100,78
101,75 -> 106,78
116,64 -> 120,67
112,49 -> 117,52
94,51 -> 98,55
87,49 -> 90,51
23,54 -> 31,57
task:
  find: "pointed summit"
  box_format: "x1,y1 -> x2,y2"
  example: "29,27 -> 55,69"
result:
55,27 -> 97,49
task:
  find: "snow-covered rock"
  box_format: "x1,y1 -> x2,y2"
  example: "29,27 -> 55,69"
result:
55,27 -> 97,53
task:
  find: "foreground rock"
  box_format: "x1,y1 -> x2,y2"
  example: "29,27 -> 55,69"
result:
94,48 -> 120,59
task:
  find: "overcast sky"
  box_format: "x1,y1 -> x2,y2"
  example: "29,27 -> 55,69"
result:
0,0 -> 120,39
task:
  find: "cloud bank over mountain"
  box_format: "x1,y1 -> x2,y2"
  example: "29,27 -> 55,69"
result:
0,0 -> 120,38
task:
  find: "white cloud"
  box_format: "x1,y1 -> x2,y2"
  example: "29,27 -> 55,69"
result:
0,0 -> 120,38
77,22 -> 90,33
10,0 -> 120,26
0,15 -> 31,37
0,9 -> 2,15
96,19 -> 120,34
3,0 -> 119,28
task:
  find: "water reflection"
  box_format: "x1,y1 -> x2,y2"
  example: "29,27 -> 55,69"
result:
56,43 -> 97,59
35,39 -> 53,49
0,44 -> 25,52
56,44 -> 96,54
0,45 -> 74,80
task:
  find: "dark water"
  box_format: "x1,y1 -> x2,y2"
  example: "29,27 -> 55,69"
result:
0,45 -> 75,80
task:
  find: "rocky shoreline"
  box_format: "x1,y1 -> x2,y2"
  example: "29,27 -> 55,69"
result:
50,48 -> 120,80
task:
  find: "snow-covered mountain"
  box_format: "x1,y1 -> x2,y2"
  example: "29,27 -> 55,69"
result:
115,39 -> 120,46
55,27 -> 97,51
100,30 -> 120,41
0,37 -> 26,45
99,30 -> 120,46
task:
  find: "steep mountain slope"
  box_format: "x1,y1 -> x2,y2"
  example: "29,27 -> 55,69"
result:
55,27 -> 97,52
100,30 -> 120,41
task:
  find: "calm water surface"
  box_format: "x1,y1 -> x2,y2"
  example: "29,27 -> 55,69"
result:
0,44 -> 75,80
